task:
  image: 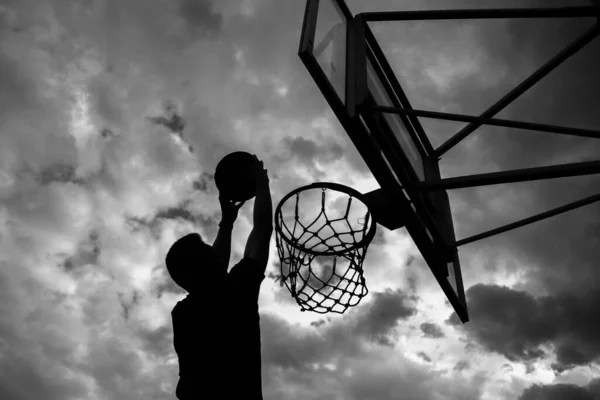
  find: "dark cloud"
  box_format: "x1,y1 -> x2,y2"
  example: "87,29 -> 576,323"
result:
0,46 -> 76,173
310,319 -> 327,328
453,360 -> 469,372
283,136 -> 345,166
369,229 -> 387,246
119,290 -> 140,321
137,325 -> 173,359
179,0 -> 223,36
81,337 -> 172,399
62,231 -> 101,272
263,288 -> 416,371
339,357 -> 485,400
128,203 -> 218,243
86,73 -> 126,134
155,207 -> 197,224
0,352 -> 88,400
148,102 -> 186,138
260,313 -> 330,371
417,352 -> 432,362
448,284 -> 600,371
192,172 -> 214,192
420,322 -> 445,338
38,164 -> 80,185
518,379 -> 600,400
260,298 -> 483,400
0,44 -> 35,116
354,289 -> 417,346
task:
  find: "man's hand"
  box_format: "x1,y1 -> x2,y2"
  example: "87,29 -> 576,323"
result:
214,196 -> 244,272
219,196 -> 245,228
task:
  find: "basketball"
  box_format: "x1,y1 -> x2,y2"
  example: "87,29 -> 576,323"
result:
214,151 -> 258,202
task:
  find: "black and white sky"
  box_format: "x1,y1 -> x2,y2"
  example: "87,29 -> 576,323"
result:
0,0 -> 599,399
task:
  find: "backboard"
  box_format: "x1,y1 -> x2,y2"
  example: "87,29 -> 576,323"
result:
299,0 -> 469,322
592,0 -> 600,18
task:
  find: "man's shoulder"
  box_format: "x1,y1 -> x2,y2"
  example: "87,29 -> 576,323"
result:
228,257 -> 265,280
171,295 -> 194,316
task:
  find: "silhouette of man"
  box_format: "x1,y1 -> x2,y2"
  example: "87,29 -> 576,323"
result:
166,156 -> 272,400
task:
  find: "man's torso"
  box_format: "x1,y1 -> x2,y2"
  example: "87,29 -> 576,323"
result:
172,257 -> 264,399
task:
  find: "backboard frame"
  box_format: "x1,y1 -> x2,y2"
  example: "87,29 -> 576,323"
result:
299,0 -> 600,325
348,14 -> 468,321
299,0 -> 469,322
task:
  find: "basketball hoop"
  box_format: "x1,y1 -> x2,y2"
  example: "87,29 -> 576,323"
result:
275,182 -> 377,314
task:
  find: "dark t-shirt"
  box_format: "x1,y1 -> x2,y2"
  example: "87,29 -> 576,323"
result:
172,257 -> 265,400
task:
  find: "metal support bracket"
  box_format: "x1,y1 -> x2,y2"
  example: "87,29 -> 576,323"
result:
360,7 -> 598,22
435,24 -> 600,156
454,192 -> 600,247
419,160 -> 600,191
371,105 -> 600,140
362,188 -> 405,231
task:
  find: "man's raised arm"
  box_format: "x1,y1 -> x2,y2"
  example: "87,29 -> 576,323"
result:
244,157 -> 273,274
213,197 -> 245,274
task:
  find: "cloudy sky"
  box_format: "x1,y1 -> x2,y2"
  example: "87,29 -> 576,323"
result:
1,0 -> 599,399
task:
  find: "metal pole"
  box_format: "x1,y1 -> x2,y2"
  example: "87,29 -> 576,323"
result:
361,7 -> 597,22
420,160 -> 600,191
371,105 -> 600,140
591,0 -> 600,20
435,24 -> 600,157
298,0 -> 318,55
454,192 -> 600,247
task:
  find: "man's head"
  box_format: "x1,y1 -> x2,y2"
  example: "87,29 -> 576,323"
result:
165,233 -> 224,294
